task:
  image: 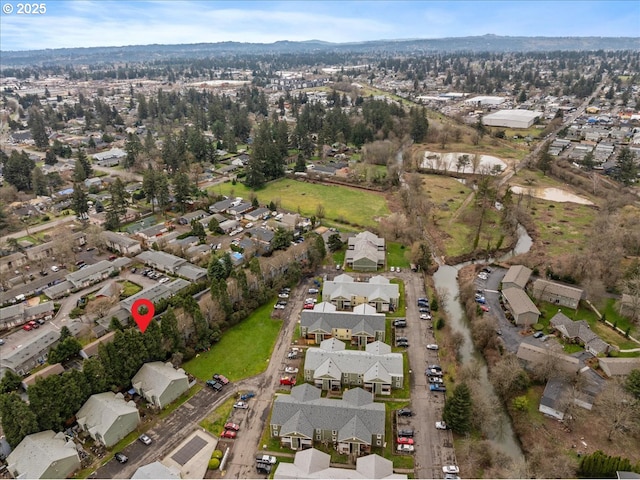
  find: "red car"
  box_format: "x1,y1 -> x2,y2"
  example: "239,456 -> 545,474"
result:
22,324 -> 32,331
213,374 -> 230,385
303,303 -> 314,309
397,437 -> 414,445
28,320 -> 39,329
280,376 -> 296,386
220,430 -> 237,439
480,305 -> 490,312
224,422 -> 240,431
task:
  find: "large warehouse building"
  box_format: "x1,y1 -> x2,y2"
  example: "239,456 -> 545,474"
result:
465,95 -> 506,106
483,109 -> 542,129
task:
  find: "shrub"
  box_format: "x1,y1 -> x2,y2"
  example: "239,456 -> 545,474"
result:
212,450 -> 223,459
532,323 -> 544,331
208,458 -> 220,470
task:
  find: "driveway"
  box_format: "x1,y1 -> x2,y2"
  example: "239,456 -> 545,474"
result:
394,270 -> 457,479
476,267 -> 525,353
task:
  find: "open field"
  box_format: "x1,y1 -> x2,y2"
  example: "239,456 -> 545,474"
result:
387,242 -> 411,268
210,178 -> 389,228
183,300 -> 283,381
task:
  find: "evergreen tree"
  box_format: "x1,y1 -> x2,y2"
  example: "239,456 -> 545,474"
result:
160,307 -> 183,352
109,178 -> 129,217
44,149 -> 58,165
0,393 -> 39,447
625,369 -> 640,399
28,107 -> 49,149
442,383 -> 472,434
76,147 -> 92,178
173,171 -> 191,213
0,370 -> 23,394
123,132 -> 142,169
72,183 -> 89,219
142,168 -> 157,212
31,166 -> 48,196
155,171 -> 170,213
409,107 -> 429,143
82,356 -> 108,394
3,150 -> 35,191
612,146 -> 638,186
208,217 -> 222,234
191,219 -> 207,243
73,157 -> 87,182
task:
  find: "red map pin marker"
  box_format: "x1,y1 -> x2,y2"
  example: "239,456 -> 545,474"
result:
131,298 -> 154,333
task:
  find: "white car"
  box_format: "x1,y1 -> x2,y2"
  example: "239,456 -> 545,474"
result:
308,288 -> 319,294
396,444 -> 414,453
274,304 -> 285,310
435,421 -> 448,430
233,401 -> 249,409
442,466 -> 460,474
51,265 -> 60,272
426,344 -> 439,351
278,293 -> 289,299
390,266 -> 395,272
285,366 -> 299,374
158,277 -> 170,284
396,267 -> 401,273
420,314 -> 432,320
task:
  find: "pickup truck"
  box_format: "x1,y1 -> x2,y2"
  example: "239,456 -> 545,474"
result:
429,384 -> 446,392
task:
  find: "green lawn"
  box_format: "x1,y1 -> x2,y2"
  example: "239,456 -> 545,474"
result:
183,300 -> 283,381
387,242 -> 411,268
120,280 -> 142,298
199,396 -> 237,436
388,279 -> 406,318
210,178 -> 389,228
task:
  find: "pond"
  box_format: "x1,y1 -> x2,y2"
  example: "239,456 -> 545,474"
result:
509,185 -> 594,205
421,151 -> 507,173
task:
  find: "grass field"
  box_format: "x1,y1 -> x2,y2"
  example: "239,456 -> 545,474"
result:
120,280 -> 142,297
183,300 -> 283,381
199,396 -> 236,436
209,178 -> 389,228
387,242 -> 411,268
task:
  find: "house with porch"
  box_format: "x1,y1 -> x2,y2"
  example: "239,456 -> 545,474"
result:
304,339 -> 403,394
300,302 -> 385,345
549,312 -> 610,355
345,231 -> 385,272
531,279 -> 583,310
322,274 -> 399,313
270,384 -> 385,455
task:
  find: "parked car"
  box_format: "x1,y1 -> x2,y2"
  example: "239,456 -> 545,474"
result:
393,319 -> 407,328
480,305 -> 490,312
22,324 -> 32,331
240,391 -> 255,401
114,453 -> 128,464
28,320 -> 39,329
86,247 -> 96,252
220,430 -> 237,439
257,455 -> 277,465
274,303 -> 286,310
0,339 -> 5,345
426,369 -> 443,376
418,307 -> 430,313
287,351 -> 298,359
396,444 -> 415,453
475,297 -> 486,304
36,319 -> 45,325
308,288 -> 319,294
390,266 -> 395,272
426,344 -> 439,350
278,292 -> 289,299
435,421 -> 448,430
233,401 -> 249,409
303,303 -> 315,309
429,377 -> 444,384
285,366 -> 299,374
430,384 -> 446,392
206,380 -> 223,391
396,339 -> 409,347
138,434 -> 152,445
442,466 -> 460,474
256,462 -> 272,474
397,408 -> 413,417
280,376 -> 296,386
397,437 -> 414,445
224,422 -> 240,431
420,313 -> 432,320
51,265 -> 60,272
108,255 -> 117,261
533,331 -> 544,338
213,374 -> 230,385
398,428 -> 414,437
159,277 -> 170,284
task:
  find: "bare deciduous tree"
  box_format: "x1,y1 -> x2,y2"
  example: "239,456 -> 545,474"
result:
594,379 -> 640,441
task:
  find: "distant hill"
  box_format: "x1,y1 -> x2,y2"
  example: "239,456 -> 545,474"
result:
1,35 -> 639,67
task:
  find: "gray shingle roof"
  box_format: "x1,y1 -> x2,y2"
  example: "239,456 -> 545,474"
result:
532,279 -> 583,302
322,276 -> 398,304
7,430 -> 80,480
301,308 -> 385,337
502,265 -> 532,289
502,287 -> 540,315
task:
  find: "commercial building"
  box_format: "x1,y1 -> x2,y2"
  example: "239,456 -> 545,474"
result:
483,109 -> 542,129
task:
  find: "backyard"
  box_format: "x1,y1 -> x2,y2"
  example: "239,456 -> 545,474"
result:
183,300 -> 283,381
209,178 -> 390,228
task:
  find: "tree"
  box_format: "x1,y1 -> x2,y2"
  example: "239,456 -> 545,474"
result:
31,166 -> 47,196
191,219 -> 207,243
272,227 -> 294,251
315,204 -> 325,223
489,353 -> 529,400
612,146 -> 638,186
72,183 -> 89,219
537,141 -> 552,175
410,241 -> 432,272
142,168 -> 157,212
73,157 -> 87,182
595,379 -> 640,441
109,178 -> 129,217
82,356 -> 108,394
327,233 -> 344,252
3,150 -> 35,191
0,393 -> 39,447
76,147 -> 92,179
443,383 -> 473,434
580,151 -> 596,171
208,256 -> 227,281
47,335 -> 82,364
409,107 -> 429,143
155,171 -> 170,213
625,369 -> 640,399
173,171 -> 191,214
28,107 -> 49,149
0,370 -> 22,393
208,217 -> 222,234
123,132 -> 142,169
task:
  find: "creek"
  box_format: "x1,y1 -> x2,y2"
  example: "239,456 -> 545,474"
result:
432,225 -> 532,461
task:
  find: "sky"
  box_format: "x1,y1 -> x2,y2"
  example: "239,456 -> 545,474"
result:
1,0 -> 638,51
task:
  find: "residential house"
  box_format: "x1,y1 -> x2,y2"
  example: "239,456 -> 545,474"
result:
92,148 -> 126,167
43,280 -> 74,300
516,342 -> 580,374
228,202 -> 253,216
270,384 -> 385,454
247,227 -> 275,252
136,223 -> 169,243
501,287 -> 540,326
209,198 -> 235,213
502,265 -> 532,290
345,231 -> 386,272
531,279 -> 583,309
274,448 -> 407,479
132,462 -> 181,479
7,430 -> 81,479
219,219 -> 239,233
0,251 -> 28,274
300,302 -> 385,345
177,210 -> 208,225
244,207 -> 270,222
599,357 -> 640,377
65,260 -> 116,289
135,251 -> 207,281
84,177 -> 102,189
23,232 -> 86,262
304,339 -> 403,395
94,281 -> 121,300
21,363 -> 65,390
0,328 -> 65,376
80,331 -> 116,359
132,362 -> 190,409
76,392 -> 140,447
322,274 -> 399,313
101,231 -> 142,255
1,301 -> 55,330
539,370 -> 601,420
549,312 -> 609,355
119,279 -> 190,312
